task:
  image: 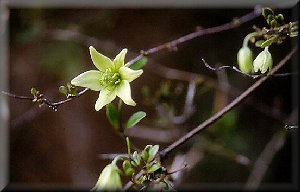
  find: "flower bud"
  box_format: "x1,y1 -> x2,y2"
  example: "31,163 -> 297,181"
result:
253,47 -> 273,74
237,46 -> 254,74
91,163 -> 122,191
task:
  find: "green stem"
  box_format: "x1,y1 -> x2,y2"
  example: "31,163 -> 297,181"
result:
243,32 -> 258,47
126,137 -> 131,155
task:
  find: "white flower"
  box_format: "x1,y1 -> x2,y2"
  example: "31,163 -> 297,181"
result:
71,46 -> 143,111
253,47 -> 273,74
91,163 -> 122,191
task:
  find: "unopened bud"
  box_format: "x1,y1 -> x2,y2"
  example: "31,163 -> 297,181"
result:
237,46 -> 253,74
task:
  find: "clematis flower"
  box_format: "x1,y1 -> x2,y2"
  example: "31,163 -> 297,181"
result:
71,46 -> 143,111
253,46 -> 273,74
91,163 -> 122,191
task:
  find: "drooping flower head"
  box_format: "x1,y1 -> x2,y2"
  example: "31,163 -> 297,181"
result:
91,163 -> 122,191
71,46 -> 143,111
253,46 -> 273,74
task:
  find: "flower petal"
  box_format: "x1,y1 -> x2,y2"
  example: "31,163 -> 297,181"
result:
89,46 -> 113,71
95,89 -> 117,111
71,70 -> 103,91
116,80 -> 136,106
119,66 -> 143,82
113,48 -> 127,70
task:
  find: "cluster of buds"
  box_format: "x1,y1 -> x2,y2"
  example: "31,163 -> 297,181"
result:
237,31 -> 273,75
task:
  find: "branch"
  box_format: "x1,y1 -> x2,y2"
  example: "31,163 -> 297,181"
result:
127,6 -> 262,65
2,88 -> 89,111
159,46 -> 298,159
201,59 -> 298,79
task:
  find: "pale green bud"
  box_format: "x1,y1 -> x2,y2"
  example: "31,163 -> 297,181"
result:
237,46 -> 254,74
91,163 -> 122,191
253,47 -> 273,74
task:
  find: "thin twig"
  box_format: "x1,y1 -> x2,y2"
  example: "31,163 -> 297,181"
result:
2,88 -> 89,111
201,59 -> 298,79
159,46 -> 297,159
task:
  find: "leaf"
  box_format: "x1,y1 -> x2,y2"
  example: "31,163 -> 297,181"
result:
126,111 -> 146,129
122,160 -> 134,176
147,163 -> 161,173
129,56 -> 148,70
262,7 -> 274,18
260,39 -> 273,48
255,40 -> 264,47
30,87 -> 37,95
59,86 -> 68,95
148,145 -> 159,162
141,145 -> 152,161
132,151 -> 141,166
106,103 -> 119,131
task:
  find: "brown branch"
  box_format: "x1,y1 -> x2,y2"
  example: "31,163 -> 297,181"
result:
127,6 -> 262,65
159,46 -> 298,159
2,88 -> 89,111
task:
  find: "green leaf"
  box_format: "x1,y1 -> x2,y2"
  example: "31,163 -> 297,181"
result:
141,145 -> 152,161
270,20 -> 277,27
147,163 -> 161,173
122,160 -> 134,176
132,151 -> 141,166
148,145 -> 159,162
260,38 -> 273,48
129,57 -> 148,70
262,7 -> 274,18
255,40 -> 264,47
276,14 -> 284,22
126,111 -> 146,129
106,103 -> 119,131
266,14 -> 275,25
30,87 -> 37,95
59,86 -> 68,95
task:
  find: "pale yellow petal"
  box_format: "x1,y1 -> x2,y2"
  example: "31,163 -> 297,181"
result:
116,80 -> 136,106
119,67 -> 143,82
89,46 -> 113,71
113,48 -> 127,70
95,89 -> 117,111
71,70 -> 103,91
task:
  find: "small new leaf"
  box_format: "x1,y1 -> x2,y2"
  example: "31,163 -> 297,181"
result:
147,163 -> 161,174
130,57 -> 148,70
30,87 -> 37,95
262,7 -> 274,18
148,145 -> 159,162
132,151 -> 141,166
260,38 -> 273,48
59,86 -> 68,95
141,145 -> 152,161
126,111 -> 146,129
255,40 -> 264,47
122,160 -> 134,176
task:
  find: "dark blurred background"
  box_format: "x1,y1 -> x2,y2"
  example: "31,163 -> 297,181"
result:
5,5 -> 298,191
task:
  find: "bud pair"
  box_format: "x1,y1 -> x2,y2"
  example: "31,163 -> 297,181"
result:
237,46 -> 273,74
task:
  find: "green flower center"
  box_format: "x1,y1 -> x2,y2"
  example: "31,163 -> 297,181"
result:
100,68 -> 121,87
